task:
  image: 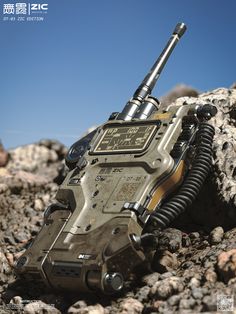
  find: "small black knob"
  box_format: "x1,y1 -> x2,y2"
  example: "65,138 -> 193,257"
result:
197,104 -> 218,120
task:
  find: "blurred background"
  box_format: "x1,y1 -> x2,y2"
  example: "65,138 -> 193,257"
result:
1,0 -> 236,149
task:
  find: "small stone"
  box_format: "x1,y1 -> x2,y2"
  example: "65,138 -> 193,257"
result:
67,300 -> 87,313
135,285 -> 150,302
152,250 -> 179,273
202,295 -> 217,312
204,268 -> 217,283
4,233 -> 16,245
11,296 -> 22,304
210,226 -> 224,244
24,207 -> 36,217
0,183 -> 9,193
160,272 -> 175,279
0,167 -> 10,177
0,142 -> 9,167
152,300 -> 164,310
0,252 -> 12,274
13,199 -> 25,210
191,287 -> 204,299
34,198 -> 44,211
188,277 -> 201,289
182,261 -> 194,270
5,252 -> 14,267
14,250 -> 26,261
24,301 -> 60,314
158,228 -> 182,252
189,232 -> 200,241
119,298 -> 143,314
142,272 -> 160,287
167,294 -> 181,306
68,301 -> 106,314
14,231 -> 28,243
150,276 -> 184,300
182,233 -> 191,247
179,298 -> 196,309
42,194 -> 50,205
217,249 -> 236,283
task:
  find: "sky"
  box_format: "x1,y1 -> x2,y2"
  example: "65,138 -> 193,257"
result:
1,0 -> 236,149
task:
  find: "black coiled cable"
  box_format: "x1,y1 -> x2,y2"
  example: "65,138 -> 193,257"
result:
150,122 -> 215,230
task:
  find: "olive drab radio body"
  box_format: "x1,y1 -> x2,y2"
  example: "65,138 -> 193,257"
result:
15,23 -> 217,294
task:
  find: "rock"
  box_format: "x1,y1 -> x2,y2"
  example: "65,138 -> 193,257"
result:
152,250 -> 179,273
11,295 -> 22,303
191,287 -> 204,299
142,272 -> 160,287
167,294 -> 181,306
14,231 -> 28,243
168,88 -> 236,229
24,207 -> 36,217
4,232 -> 16,245
5,252 -> 14,267
217,249 -> 236,283
182,233 -> 191,247
34,198 -> 44,211
0,141 -> 9,167
210,226 -> 224,244
204,268 -> 217,283
151,300 -> 164,311
135,285 -> 150,302
189,232 -> 200,241
24,301 -> 60,314
0,167 -> 10,177
179,298 -> 196,309
67,300 -> 87,313
160,271 -> 176,279
8,144 -> 58,173
149,276 -> 184,300
202,295 -> 217,312
39,139 -> 67,160
158,228 -> 182,252
41,194 -> 50,205
0,252 -> 12,275
13,170 -> 49,186
119,298 -> 143,314
13,199 -> 25,210
188,277 -> 201,289
160,84 -> 199,107
0,183 -> 9,193
68,304 -> 105,314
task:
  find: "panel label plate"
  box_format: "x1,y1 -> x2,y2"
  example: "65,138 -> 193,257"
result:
93,124 -> 157,153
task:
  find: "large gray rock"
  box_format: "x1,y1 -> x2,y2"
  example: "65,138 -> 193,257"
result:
172,88 -> 236,230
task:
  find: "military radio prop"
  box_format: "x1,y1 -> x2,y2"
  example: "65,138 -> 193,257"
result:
15,23 -> 217,294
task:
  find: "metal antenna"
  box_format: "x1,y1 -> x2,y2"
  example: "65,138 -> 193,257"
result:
118,23 -> 187,121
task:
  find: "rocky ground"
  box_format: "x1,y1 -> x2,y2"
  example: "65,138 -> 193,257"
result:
0,87 -> 236,313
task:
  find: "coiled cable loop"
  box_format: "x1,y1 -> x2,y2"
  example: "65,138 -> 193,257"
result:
150,122 -> 215,230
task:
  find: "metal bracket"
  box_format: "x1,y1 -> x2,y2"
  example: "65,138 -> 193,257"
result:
123,202 -> 150,225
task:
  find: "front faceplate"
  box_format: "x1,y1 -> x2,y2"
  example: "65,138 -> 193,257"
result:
15,102 -> 199,293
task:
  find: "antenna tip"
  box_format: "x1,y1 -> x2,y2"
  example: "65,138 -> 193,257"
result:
173,22 -> 187,38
